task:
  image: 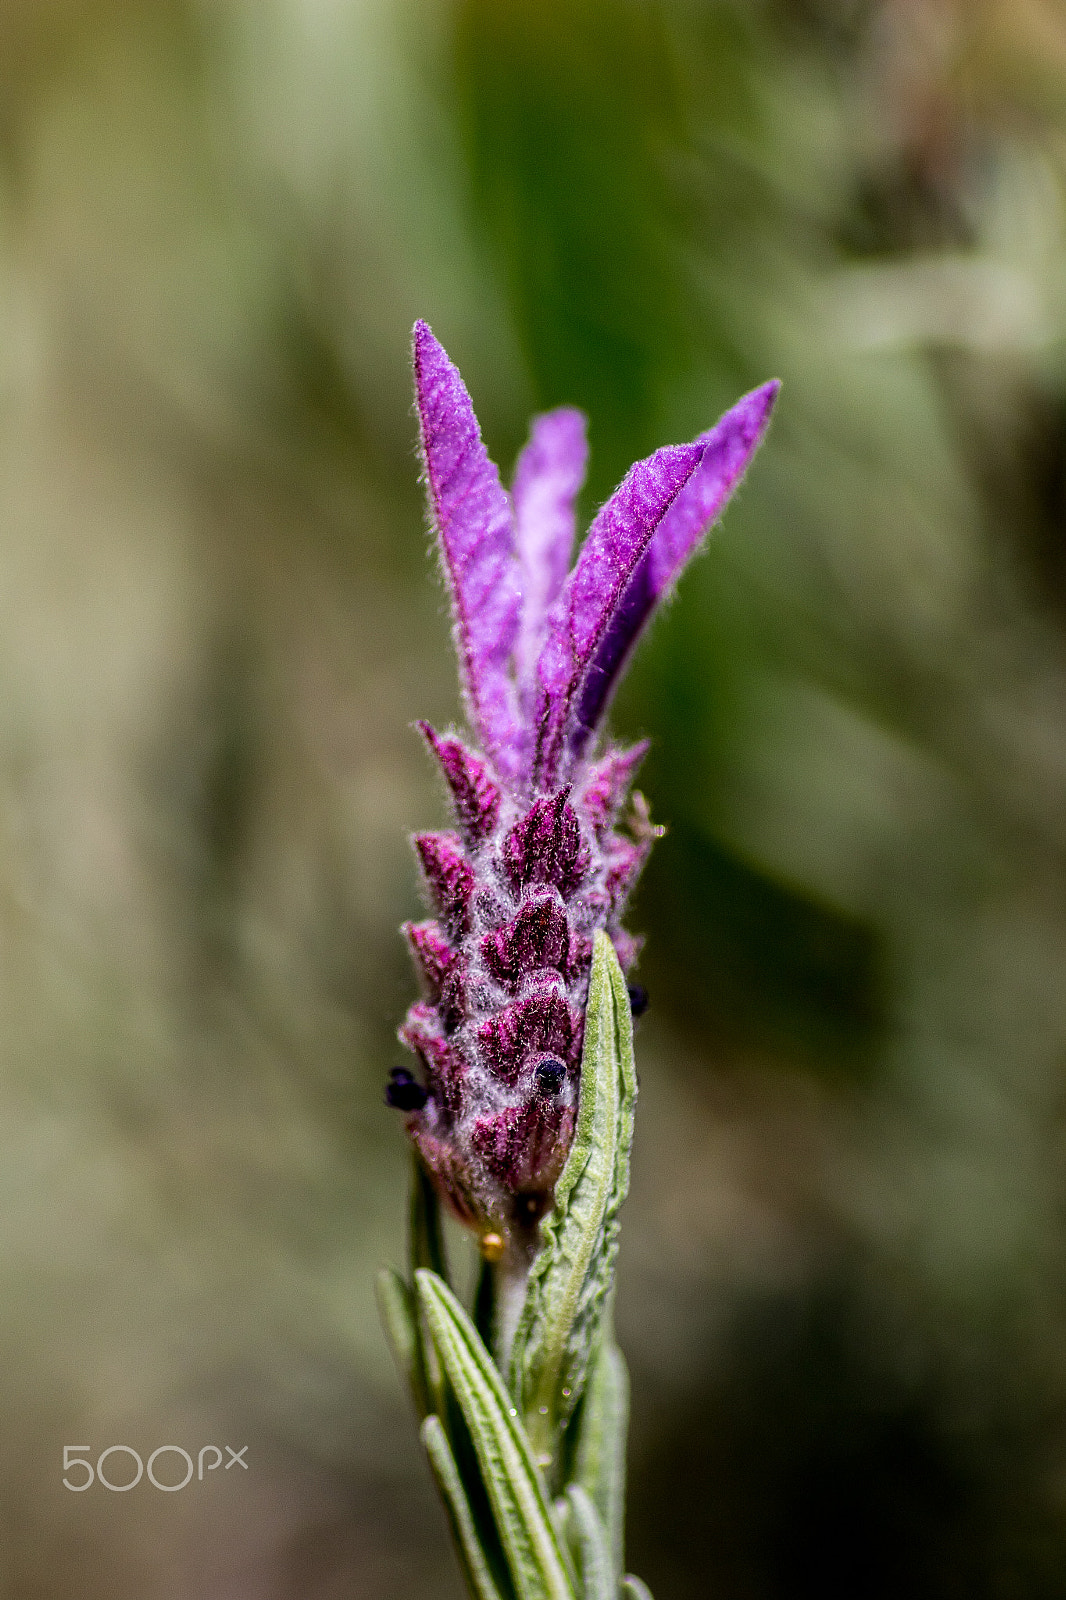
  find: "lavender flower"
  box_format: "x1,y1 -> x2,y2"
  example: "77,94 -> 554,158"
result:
392,321 -> 777,1258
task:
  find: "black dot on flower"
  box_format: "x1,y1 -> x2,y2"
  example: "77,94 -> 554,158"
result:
627,983 -> 649,1018
534,1057 -> 566,1098
385,1067 -> 428,1112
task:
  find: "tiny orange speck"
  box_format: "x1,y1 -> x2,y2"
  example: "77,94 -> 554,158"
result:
479,1231 -> 505,1262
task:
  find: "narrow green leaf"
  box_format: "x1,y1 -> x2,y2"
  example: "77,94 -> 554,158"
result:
510,931 -> 637,1457
563,1486 -> 613,1600
474,1252 -> 497,1355
620,1576 -> 654,1600
572,1336 -> 629,1581
409,1153 -> 450,1413
416,1269 -> 577,1600
422,1414 -> 508,1600
376,1266 -> 428,1417
411,1151 -> 450,1284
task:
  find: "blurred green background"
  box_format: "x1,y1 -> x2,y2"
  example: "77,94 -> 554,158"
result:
3,0 -> 1066,1594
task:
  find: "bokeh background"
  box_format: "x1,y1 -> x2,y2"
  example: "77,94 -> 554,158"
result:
3,0 -> 1066,1594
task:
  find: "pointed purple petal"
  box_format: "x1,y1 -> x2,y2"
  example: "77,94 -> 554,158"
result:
409,1127 -> 482,1226
402,1003 -> 468,1123
470,1096 -> 575,1191
579,741 -> 649,833
512,407 -> 588,697
569,380 -> 780,757
413,322 -> 523,777
500,790 -> 586,893
414,831 -> 474,934
404,919 -> 458,1001
530,439 -> 706,788
603,834 -> 649,914
476,980 -> 579,1086
481,891 -> 570,989
418,722 -> 501,846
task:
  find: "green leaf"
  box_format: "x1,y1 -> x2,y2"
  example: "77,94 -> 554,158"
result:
409,1153 -> 451,1413
563,1485 -> 613,1600
411,1151 -> 450,1284
510,931 -> 637,1459
620,1576 -> 654,1600
572,1336 -> 629,1581
473,1251 -> 499,1358
376,1266 -> 428,1418
416,1269 -> 577,1600
422,1414 -> 509,1600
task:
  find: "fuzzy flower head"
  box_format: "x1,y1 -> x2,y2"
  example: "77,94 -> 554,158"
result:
390,321 -> 777,1257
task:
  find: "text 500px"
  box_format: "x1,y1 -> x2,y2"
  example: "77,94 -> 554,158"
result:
63,1445 -> 248,1491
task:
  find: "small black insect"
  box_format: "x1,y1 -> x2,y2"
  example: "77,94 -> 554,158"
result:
627,983 -> 649,1018
385,1066 -> 428,1111
534,1056 -> 567,1098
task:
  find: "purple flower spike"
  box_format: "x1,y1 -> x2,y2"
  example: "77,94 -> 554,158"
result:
396,322 -> 778,1256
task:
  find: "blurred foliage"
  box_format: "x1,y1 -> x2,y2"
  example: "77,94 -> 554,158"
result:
2,0 -> 1066,1595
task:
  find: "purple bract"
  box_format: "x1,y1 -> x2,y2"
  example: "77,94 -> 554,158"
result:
394,320 -> 778,1256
